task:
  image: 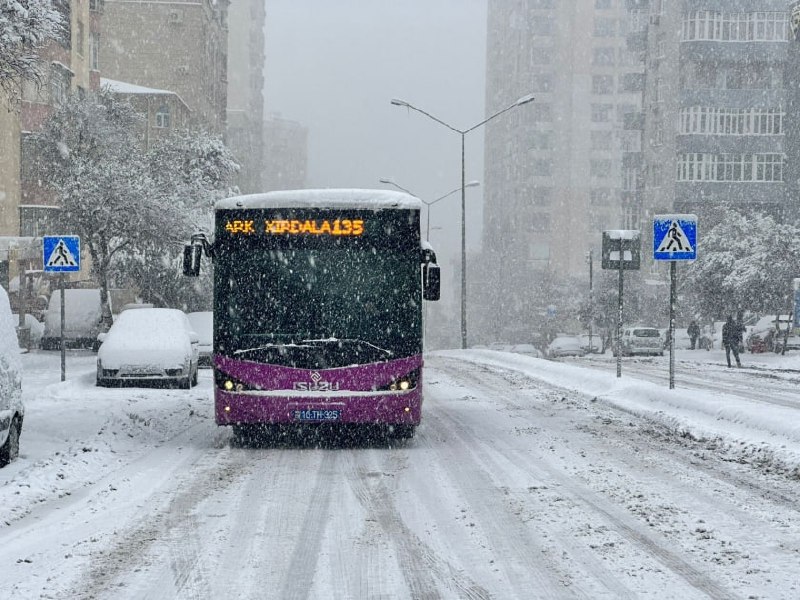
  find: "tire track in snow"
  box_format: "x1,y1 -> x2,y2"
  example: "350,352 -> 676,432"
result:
344,450 -> 493,600
278,451 -> 338,600
432,356 -> 740,600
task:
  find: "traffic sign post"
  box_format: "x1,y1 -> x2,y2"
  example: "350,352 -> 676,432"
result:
43,236 -> 81,381
602,230 -> 641,378
653,215 -> 697,390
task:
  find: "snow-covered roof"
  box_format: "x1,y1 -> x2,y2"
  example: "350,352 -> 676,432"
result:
101,78 -> 175,96
216,189 -> 423,211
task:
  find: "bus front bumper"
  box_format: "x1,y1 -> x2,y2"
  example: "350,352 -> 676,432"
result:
215,389 -> 422,426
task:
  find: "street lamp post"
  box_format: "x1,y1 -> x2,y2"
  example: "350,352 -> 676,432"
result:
378,178 -> 480,241
391,94 -> 535,349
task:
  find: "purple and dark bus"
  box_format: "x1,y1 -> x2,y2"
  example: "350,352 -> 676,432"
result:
184,189 -> 440,442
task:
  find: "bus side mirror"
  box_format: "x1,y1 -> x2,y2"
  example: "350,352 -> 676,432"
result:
183,244 -> 202,277
423,263 -> 440,301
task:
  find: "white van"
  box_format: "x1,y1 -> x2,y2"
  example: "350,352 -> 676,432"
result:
0,286 -> 24,467
41,288 -> 107,350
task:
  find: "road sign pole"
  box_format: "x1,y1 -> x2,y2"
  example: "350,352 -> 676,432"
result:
60,274 -> 66,382
616,242 -> 623,378
669,261 -> 676,389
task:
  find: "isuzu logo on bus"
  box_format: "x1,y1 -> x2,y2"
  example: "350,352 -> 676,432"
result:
293,371 -> 341,391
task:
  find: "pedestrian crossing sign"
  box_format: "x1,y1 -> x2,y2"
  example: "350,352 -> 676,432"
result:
653,215 -> 697,261
43,236 -> 81,272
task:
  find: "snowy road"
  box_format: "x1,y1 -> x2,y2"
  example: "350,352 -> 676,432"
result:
2,351 -> 800,599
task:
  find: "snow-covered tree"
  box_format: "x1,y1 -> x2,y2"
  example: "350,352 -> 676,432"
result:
37,91 -> 181,324
0,0 -> 62,104
683,209 -> 800,320
114,129 -> 238,309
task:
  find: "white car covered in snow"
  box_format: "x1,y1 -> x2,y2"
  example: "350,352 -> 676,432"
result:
0,286 -> 23,467
96,308 -> 200,388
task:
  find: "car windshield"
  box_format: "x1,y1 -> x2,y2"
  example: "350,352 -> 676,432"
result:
633,329 -> 660,337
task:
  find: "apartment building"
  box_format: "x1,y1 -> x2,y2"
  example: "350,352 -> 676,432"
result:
226,0 -> 266,194
641,0 -> 790,228
262,115 -> 308,192
0,0 -> 99,289
100,0 -> 228,135
479,0 -> 642,339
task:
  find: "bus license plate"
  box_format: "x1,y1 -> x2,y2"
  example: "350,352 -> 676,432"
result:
293,409 -> 341,422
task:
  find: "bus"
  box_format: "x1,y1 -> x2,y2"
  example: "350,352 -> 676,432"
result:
183,189 -> 440,442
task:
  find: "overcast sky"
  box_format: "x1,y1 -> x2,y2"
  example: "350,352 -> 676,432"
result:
263,0 -> 488,267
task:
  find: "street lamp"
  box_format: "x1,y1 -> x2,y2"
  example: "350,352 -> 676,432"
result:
391,93 -> 535,349
378,178 -> 480,241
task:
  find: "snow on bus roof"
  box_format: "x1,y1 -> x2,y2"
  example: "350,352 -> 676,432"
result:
215,189 -> 423,211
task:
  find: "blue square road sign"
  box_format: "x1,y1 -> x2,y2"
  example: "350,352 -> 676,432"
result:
43,236 -> 81,272
653,215 -> 697,261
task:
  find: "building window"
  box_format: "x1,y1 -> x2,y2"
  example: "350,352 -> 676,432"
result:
76,21 -> 84,57
19,205 -> 61,238
592,47 -> 615,66
676,153 -> 784,182
590,188 -> 613,204
532,158 -> 553,176
595,0 -> 612,8
155,104 -> 171,129
592,75 -> 614,94
682,11 -> 788,42
590,159 -> 613,177
591,130 -> 613,151
529,131 -> 553,150
591,103 -> 613,122
89,33 -> 100,70
530,46 -> 554,65
679,107 -> 784,135
593,17 -> 616,37
50,66 -> 70,106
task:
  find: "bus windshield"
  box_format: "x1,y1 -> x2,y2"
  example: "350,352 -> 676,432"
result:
214,208 -> 422,368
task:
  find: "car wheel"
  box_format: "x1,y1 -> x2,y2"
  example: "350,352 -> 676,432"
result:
0,416 -> 21,467
96,377 -> 107,387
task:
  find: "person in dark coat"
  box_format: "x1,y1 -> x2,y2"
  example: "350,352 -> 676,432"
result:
687,320 -> 700,350
722,315 -> 742,368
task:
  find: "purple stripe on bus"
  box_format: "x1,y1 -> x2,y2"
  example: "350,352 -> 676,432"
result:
214,353 -> 423,391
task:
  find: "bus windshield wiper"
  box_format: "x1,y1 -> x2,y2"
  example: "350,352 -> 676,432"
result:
300,337 -> 394,358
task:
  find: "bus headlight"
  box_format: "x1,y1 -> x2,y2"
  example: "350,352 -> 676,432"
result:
215,370 -> 257,392
378,369 -> 419,392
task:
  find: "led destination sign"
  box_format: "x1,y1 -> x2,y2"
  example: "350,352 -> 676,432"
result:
224,219 -> 365,237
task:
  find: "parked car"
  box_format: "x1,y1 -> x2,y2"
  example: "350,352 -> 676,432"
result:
186,311 -> 213,367
510,343 -> 544,358
614,326 -> 664,357
41,288 -> 108,350
578,334 -> 601,354
0,286 -> 24,467
747,315 -> 799,353
13,313 -> 45,348
547,335 -> 585,358
96,308 -> 200,388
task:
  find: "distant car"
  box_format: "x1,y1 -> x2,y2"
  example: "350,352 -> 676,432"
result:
747,315 -> 800,353
510,343 -> 544,358
578,334 -> 601,354
0,287 -> 24,467
614,326 -> 664,357
547,336 -> 585,358
186,311 -> 213,367
96,308 -> 200,388
41,288 -> 107,350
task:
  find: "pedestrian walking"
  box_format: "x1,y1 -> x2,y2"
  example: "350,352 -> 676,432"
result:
722,315 -> 742,368
687,320 -> 700,350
